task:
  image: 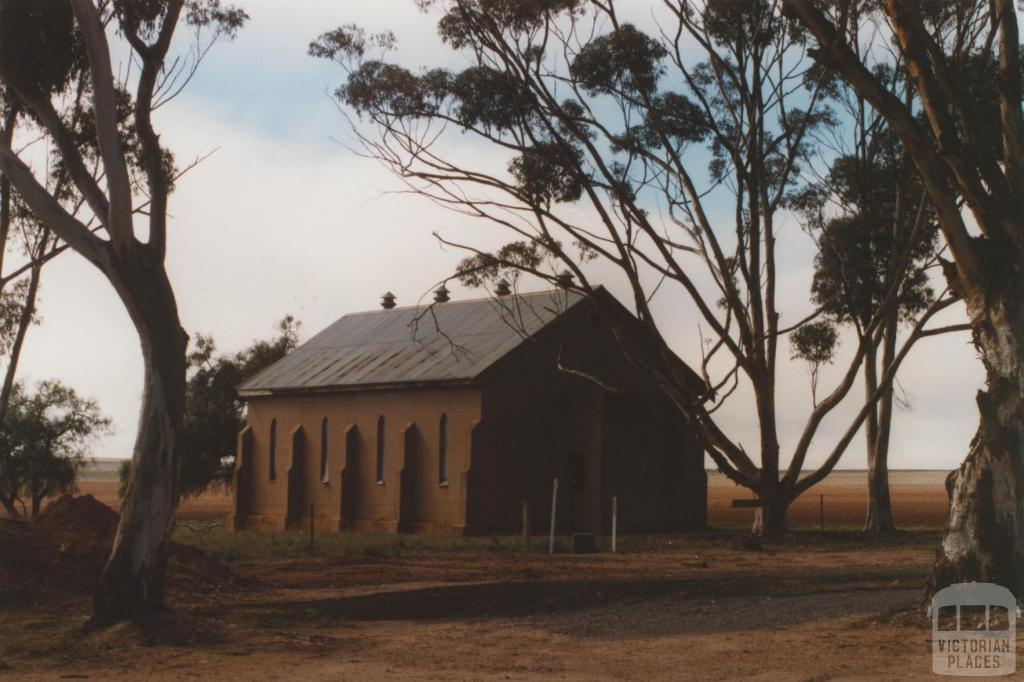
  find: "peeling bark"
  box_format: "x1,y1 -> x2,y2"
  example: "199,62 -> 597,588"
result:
752,470 -> 789,536
931,281 -> 1024,594
751,499 -> 789,536
91,252 -> 186,624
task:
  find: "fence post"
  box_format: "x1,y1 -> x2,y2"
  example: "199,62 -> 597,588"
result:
611,496 -> 618,553
819,494 -> 824,532
549,478 -> 558,555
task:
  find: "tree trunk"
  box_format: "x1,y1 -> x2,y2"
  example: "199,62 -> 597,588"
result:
752,472 -> 789,536
864,335 -> 896,533
865,447 -> 894,533
0,262 -> 41,421
0,495 -> 18,518
752,500 -> 789,536
91,252 -> 186,625
931,284 -> 1024,594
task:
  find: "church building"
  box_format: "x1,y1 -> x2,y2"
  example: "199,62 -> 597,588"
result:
229,285 -> 707,535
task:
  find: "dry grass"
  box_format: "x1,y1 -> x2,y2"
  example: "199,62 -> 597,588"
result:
68,468 -> 951,531
46,466 -> 950,532
708,470 -> 950,529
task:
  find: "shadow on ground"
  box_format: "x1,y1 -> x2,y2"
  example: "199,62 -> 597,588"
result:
214,562 -> 926,638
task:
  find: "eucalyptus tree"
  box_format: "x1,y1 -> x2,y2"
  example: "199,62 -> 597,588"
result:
314,0 -> 958,534
0,0 -> 245,623
795,118 -> 948,532
119,316 -> 301,498
782,0 -> 1024,593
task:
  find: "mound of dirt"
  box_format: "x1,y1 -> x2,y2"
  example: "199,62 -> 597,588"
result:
0,495 -> 233,598
35,494 -> 118,552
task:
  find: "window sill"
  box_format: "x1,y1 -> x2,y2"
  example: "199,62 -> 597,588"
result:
439,481 -> 449,488
376,480 -> 385,486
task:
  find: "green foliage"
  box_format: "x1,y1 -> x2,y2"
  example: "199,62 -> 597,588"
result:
0,0 -> 81,96
120,316 -> 300,498
0,278 -> 36,355
0,380 -> 109,516
435,0 -> 583,50
342,61 -> 436,119
451,66 -> 532,131
790,320 -> 838,366
800,130 -> 940,329
812,214 -> 937,328
509,142 -> 586,205
789,320 -> 839,399
116,459 -> 131,500
62,85 -> 178,197
570,24 -> 667,96
115,0 -> 248,42
308,23 -> 396,61
643,92 -> 710,146
182,315 -> 300,495
701,0 -> 786,50
456,239 -> 557,288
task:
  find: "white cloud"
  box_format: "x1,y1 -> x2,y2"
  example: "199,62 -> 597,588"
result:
14,1 -> 985,473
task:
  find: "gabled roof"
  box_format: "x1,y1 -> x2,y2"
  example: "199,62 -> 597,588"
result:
238,289 -> 588,396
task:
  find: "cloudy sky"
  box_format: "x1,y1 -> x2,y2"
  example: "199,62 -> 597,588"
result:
15,0 -> 983,472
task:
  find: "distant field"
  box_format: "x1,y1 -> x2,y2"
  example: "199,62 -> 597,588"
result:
708,469 -> 950,529
65,466 -> 951,530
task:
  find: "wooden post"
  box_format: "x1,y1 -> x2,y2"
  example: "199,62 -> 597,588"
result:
819,494 -> 824,532
309,503 -> 315,549
548,478 -> 558,555
522,500 -> 529,544
611,496 -> 618,553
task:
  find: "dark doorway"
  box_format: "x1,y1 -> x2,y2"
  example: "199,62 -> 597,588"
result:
286,429 -> 307,530
564,451 -> 585,532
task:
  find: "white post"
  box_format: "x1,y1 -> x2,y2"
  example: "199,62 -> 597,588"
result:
611,495 -> 618,553
548,477 -> 558,555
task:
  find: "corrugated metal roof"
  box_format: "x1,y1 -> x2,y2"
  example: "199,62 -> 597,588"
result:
238,289 -> 586,394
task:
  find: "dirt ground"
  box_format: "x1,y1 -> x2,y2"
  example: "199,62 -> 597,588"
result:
1,533 -> 956,681
0,471 -> 965,681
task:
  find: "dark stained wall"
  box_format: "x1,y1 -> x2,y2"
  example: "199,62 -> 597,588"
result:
475,298 -> 707,534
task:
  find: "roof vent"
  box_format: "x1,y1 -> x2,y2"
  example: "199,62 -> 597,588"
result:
433,284 -> 450,303
381,291 -> 396,309
495,278 -> 511,297
555,270 -> 575,289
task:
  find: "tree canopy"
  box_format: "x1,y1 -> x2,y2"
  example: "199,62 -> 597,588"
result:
313,0 -> 962,534
0,380 -> 109,517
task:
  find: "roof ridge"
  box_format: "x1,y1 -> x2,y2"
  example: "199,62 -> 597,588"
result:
238,288 -> 593,394
341,288 -> 578,316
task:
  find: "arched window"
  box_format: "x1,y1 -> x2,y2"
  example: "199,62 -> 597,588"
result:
375,415 -> 385,484
438,414 -> 448,485
269,419 -> 277,481
320,417 -> 329,484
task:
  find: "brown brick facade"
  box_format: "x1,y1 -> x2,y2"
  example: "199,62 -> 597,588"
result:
230,293 -> 707,535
